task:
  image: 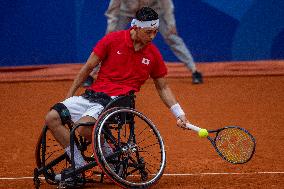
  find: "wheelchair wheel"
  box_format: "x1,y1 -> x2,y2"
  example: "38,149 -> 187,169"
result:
35,126 -> 71,185
92,107 -> 166,189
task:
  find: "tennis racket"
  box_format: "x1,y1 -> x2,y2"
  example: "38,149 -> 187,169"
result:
186,123 -> 256,164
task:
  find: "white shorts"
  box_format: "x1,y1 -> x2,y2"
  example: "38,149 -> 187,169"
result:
62,96 -> 105,123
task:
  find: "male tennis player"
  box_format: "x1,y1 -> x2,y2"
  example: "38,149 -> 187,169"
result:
45,6 -> 189,182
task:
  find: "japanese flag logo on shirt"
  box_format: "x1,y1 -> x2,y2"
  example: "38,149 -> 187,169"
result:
141,58 -> 150,65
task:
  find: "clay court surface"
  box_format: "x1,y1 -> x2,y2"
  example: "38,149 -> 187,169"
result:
0,61 -> 284,188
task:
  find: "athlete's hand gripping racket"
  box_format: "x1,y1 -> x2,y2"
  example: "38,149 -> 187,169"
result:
186,123 -> 256,164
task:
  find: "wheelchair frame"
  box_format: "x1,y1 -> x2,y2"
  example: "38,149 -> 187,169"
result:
34,93 -> 166,189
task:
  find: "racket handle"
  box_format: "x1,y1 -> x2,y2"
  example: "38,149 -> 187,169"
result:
185,123 -> 201,132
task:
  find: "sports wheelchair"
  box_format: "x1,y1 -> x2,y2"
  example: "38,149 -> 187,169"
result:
33,92 -> 166,189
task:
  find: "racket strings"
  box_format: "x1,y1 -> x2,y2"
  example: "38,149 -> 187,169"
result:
215,128 -> 255,163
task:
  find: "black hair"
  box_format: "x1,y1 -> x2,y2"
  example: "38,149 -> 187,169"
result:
135,7 -> 159,21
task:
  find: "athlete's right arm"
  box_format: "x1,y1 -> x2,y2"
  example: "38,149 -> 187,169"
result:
66,52 -> 101,98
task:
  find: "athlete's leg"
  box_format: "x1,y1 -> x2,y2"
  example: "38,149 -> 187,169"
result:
75,116 -> 96,142
45,109 -> 70,148
45,96 -> 104,168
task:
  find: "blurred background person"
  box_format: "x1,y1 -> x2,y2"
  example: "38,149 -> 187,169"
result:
83,0 -> 203,87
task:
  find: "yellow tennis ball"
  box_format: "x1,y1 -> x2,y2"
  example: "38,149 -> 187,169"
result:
198,129 -> 208,138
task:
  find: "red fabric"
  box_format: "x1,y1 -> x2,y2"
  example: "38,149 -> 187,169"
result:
91,29 -> 167,96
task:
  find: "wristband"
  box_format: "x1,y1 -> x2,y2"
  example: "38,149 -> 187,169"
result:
170,103 -> 185,118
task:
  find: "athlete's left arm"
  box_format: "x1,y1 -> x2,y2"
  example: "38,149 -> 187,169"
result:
153,77 -> 176,108
153,77 -> 189,127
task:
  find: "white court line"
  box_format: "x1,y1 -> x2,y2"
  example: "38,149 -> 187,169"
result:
0,172 -> 283,180
0,177 -> 44,180
162,172 -> 284,176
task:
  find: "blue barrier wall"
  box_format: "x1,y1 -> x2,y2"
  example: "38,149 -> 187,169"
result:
1,0 -> 283,66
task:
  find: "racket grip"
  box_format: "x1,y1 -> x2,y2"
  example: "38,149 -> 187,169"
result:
185,123 -> 201,132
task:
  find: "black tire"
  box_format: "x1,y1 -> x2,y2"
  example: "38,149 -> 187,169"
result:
92,107 -> 166,189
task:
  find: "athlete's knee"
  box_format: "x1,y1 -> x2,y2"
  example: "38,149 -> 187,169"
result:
45,110 -> 61,129
46,103 -> 72,128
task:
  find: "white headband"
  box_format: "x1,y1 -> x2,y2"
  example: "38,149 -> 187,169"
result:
131,18 -> 159,28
